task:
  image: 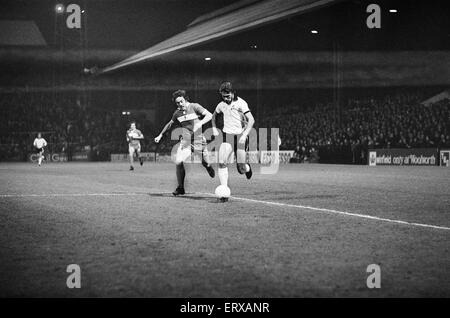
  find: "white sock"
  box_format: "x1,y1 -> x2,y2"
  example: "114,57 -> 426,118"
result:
218,167 -> 228,187
38,157 -> 42,165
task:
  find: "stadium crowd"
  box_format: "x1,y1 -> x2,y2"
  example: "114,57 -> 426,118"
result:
0,93 -> 155,161
261,92 -> 450,163
1,90 -> 449,164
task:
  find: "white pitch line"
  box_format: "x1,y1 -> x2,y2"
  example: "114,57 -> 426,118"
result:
198,192 -> 450,231
2,191 -> 449,231
0,192 -> 151,198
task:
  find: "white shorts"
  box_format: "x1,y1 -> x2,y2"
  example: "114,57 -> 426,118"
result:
129,143 -> 141,153
175,137 -> 209,164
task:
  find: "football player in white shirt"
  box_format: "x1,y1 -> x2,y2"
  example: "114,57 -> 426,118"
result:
126,122 -> 144,171
212,82 -> 255,201
33,132 -> 47,166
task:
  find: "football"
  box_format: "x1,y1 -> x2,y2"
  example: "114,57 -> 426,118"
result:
215,185 -> 231,198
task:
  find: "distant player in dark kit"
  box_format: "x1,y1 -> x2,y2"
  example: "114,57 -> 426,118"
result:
154,90 -> 215,196
212,82 -> 255,201
33,132 -> 47,166
126,122 -> 144,171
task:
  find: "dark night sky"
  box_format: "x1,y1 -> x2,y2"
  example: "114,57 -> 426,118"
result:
0,0 -> 242,49
0,0 -> 449,52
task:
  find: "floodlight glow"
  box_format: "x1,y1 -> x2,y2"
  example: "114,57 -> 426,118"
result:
311,30 -> 318,34
204,57 -> 211,61
55,4 -> 65,14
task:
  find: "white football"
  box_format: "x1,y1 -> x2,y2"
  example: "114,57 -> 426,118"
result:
215,185 -> 231,198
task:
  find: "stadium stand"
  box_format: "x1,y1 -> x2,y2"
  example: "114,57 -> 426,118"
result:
261,91 -> 450,164
1,90 -> 449,163
0,93 -> 155,161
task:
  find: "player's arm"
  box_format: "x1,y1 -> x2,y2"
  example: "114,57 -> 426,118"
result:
211,105 -> 221,136
193,105 -> 212,132
43,139 -> 48,147
154,120 -> 174,143
240,111 -> 255,144
135,130 -> 144,139
33,139 -> 37,148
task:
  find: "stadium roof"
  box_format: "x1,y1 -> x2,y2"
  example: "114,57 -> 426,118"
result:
1,0 -> 450,69
99,0 -> 343,73
0,20 -> 46,46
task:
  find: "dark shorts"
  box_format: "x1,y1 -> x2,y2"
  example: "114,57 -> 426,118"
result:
36,147 -> 44,154
222,132 -> 249,155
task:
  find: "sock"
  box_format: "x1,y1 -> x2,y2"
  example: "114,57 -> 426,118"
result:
218,167 -> 228,186
202,158 -> 210,169
176,163 -> 186,188
38,156 -> 42,165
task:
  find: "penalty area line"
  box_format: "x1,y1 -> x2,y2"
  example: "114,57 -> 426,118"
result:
198,192 -> 450,231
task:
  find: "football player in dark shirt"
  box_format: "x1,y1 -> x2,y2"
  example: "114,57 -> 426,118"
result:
154,90 -> 215,195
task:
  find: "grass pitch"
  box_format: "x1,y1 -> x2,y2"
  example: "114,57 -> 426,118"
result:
0,162 -> 449,297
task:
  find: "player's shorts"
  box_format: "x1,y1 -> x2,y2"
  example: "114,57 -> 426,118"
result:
222,132 -> 249,154
36,147 -> 44,155
179,135 -> 208,152
176,136 -> 209,164
128,143 -> 141,153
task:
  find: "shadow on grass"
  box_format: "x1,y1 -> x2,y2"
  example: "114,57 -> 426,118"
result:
146,192 -> 221,203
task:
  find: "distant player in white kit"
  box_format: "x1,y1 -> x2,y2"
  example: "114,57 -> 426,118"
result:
33,132 -> 47,166
126,122 -> 144,171
212,82 -> 255,202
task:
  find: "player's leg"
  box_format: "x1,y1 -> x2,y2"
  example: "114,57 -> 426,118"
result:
197,138 -> 215,178
218,142 -> 233,187
173,144 -> 191,195
136,144 -> 143,166
236,135 -> 252,179
128,145 -> 135,170
41,148 -> 45,165
37,149 -> 43,166
217,142 -> 233,202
